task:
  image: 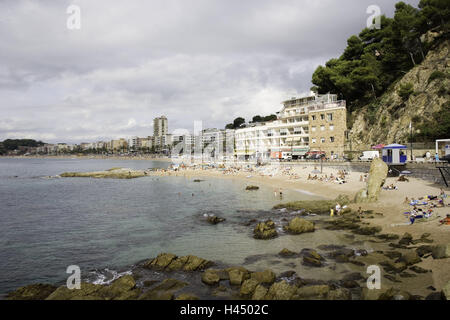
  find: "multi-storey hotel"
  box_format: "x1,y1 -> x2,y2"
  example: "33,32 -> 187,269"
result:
235,93 -> 347,160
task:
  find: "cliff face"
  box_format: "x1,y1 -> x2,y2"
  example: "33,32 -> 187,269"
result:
348,38 -> 449,150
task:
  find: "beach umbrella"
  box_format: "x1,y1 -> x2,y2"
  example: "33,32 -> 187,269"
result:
372,144 -> 385,149
311,169 -> 321,174
401,170 -> 412,175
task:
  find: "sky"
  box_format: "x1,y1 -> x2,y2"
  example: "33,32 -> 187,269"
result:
0,0 -> 420,143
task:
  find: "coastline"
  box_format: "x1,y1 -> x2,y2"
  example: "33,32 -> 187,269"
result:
147,164 -> 450,291
0,155 -> 173,162
2,159 -> 449,298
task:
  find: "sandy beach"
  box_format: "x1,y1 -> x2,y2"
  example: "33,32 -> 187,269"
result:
148,162 -> 450,290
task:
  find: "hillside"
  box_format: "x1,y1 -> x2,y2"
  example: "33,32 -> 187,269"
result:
348,36 -> 449,150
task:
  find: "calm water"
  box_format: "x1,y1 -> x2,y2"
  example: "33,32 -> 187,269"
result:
0,158 -> 321,296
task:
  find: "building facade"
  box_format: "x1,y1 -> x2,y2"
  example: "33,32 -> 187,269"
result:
153,116 -> 168,137
234,93 -> 346,160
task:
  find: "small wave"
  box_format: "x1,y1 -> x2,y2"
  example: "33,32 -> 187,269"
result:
88,268 -> 132,285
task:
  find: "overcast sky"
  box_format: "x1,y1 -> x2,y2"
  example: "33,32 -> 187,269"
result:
0,0 -> 419,143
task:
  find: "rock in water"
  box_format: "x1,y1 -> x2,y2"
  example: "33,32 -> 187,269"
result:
355,157 -> 388,203
7,284 -> 57,300
206,216 -> 226,225
246,185 -> 259,191
431,244 -> 450,259
284,217 -> 315,234
253,220 -> 278,239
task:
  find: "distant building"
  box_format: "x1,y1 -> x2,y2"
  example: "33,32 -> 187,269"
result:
153,116 -> 168,137
235,93 -> 347,160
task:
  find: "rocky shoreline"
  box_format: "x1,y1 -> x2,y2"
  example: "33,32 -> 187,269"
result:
6,204 -> 450,300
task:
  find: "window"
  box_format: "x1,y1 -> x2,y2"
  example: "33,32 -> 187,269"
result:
329,125 -> 334,131
330,136 -> 335,142
320,114 -> 325,120
321,137 -> 325,143
311,126 -> 316,132
327,113 -> 333,121
320,125 -> 325,131
311,115 -> 316,120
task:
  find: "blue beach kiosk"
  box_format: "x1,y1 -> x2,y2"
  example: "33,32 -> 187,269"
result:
382,144 -> 407,165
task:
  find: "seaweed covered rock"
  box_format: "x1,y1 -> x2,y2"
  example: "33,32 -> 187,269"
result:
7,284 -> 57,300
226,267 -> 250,286
253,220 -> 278,239
206,216 -> 226,225
301,249 -> 325,267
273,195 -> 349,215
265,281 -> 297,300
60,168 -> 146,179
250,270 -> 276,284
284,217 -> 315,234
279,248 -> 297,257
144,253 -> 212,271
245,185 -> 259,191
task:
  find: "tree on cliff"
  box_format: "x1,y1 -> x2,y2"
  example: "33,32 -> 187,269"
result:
311,0 -> 449,112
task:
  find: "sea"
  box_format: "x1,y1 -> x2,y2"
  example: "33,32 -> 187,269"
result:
0,157 -> 329,297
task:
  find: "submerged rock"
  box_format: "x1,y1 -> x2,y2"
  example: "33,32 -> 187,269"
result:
398,232 -> 413,246
279,248 -> 297,257
245,185 -> 259,191
301,249 -> 325,267
206,216 -> 226,225
284,217 -> 315,234
431,244 -> 450,259
253,220 -> 278,239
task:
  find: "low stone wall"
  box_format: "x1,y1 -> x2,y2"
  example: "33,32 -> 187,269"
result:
274,161 -> 446,185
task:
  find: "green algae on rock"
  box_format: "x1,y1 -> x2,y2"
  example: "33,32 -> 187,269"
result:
60,168 -> 147,179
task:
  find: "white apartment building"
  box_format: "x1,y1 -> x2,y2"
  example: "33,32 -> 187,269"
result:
235,93 -> 346,160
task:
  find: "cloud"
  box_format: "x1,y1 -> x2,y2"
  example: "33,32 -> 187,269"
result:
0,0 -> 419,143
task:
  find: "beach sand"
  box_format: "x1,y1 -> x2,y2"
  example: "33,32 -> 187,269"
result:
150,163 -> 450,290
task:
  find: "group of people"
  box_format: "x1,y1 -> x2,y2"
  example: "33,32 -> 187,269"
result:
383,183 -> 398,190
404,188 -> 448,225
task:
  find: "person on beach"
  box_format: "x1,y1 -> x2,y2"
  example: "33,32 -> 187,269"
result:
335,203 -> 342,215
439,214 -> 450,225
357,206 -> 363,216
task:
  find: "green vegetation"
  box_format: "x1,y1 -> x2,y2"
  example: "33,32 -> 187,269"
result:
251,114 -> 277,123
427,70 -> 448,84
225,114 -> 278,129
398,82 -> 415,100
413,102 -> 450,141
1,139 -> 44,151
225,117 -> 246,129
311,1 -> 449,113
